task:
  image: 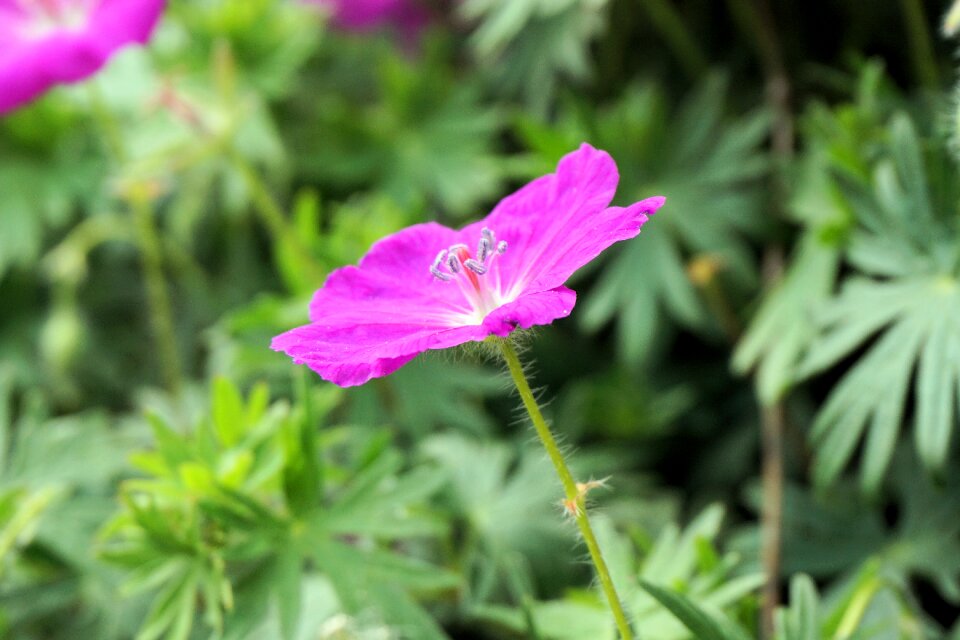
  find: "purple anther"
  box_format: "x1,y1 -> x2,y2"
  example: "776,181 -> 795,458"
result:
430,250 -> 452,281
464,259 -> 487,275
447,253 -> 462,273
430,266 -> 452,281
477,237 -> 491,262
497,240 -> 508,254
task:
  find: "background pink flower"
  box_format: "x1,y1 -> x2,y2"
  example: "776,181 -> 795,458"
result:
0,0 -> 165,114
272,144 -> 666,387
310,0 -> 428,40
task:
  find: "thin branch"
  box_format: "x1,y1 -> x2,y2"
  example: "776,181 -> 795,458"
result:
724,1 -> 794,637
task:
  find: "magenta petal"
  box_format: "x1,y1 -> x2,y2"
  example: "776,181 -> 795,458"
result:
0,0 -> 165,114
308,222 -> 472,325
480,144 -> 664,296
271,322 -> 489,387
309,0 -> 427,35
481,287 -> 577,336
272,143 -> 664,388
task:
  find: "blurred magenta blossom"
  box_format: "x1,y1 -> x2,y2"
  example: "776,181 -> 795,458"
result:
310,0 -> 428,39
272,144 -> 665,387
0,0 -> 165,114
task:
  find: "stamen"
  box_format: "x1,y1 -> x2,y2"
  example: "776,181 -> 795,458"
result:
430,250 -> 452,281
431,266 -> 451,281
447,254 -> 462,273
477,228 -> 498,263
464,259 -> 487,275
477,237 -> 491,262
427,230 -> 508,311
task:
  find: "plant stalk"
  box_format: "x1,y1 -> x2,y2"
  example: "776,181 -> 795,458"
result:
498,339 -> 634,640
130,190 -> 183,393
723,2 -> 793,636
229,152 -> 325,286
898,0 -> 940,90
88,83 -> 183,392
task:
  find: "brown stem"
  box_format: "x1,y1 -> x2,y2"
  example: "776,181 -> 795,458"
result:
759,394 -> 785,639
725,1 -> 793,636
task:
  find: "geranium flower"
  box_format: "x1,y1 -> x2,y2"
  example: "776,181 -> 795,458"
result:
272,144 -> 665,387
310,0 -> 428,40
0,0 -> 165,114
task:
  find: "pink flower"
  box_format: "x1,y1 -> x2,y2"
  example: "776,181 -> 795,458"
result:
311,0 -> 428,39
272,144 -> 665,387
0,0 -> 165,114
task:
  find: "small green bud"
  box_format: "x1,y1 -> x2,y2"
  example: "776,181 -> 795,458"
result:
40,304 -> 84,373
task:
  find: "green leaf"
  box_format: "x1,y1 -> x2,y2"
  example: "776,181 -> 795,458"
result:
915,307 -> 959,473
776,574 -> 820,640
212,376 -> 246,448
274,550 -> 302,640
638,580 -> 752,640
733,233 -> 840,403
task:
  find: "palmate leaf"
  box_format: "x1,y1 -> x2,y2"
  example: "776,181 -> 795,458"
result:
421,434 -> 574,605
111,381 -> 454,640
346,357 -> 507,438
736,450 -> 960,612
775,575 -> 819,640
470,506 -> 761,639
734,63 -> 897,404
0,142 -> 103,279
638,581 -> 752,640
775,567 -> 930,640
732,233 -> 840,404
797,114 -> 960,488
520,75 -> 769,364
460,0 -> 611,113
288,39 -> 508,217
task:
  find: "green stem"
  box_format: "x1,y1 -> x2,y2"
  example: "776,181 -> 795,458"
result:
130,190 -> 183,393
87,84 -> 182,392
229,152 -> 325,285
898,0 -> 940,90
498,339 -> 634,640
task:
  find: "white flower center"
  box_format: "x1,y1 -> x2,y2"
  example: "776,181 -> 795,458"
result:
16,0 -> 91,38
430,227 -> 509,322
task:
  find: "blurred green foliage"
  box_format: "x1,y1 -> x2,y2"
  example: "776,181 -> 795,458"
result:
2,0 -> 960,638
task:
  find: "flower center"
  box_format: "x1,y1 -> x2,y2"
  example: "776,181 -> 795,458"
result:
15,0 -> 90,38
430,227 -> 508,321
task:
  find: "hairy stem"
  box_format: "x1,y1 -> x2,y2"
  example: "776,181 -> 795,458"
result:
498,339 -> 634,640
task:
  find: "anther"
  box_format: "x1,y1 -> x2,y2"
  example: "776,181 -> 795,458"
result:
446,254 -> 462,273
497,240 -> 507,254
464,259 -> 487,275
430,250 -> 452,281
477,237 -> 491,262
